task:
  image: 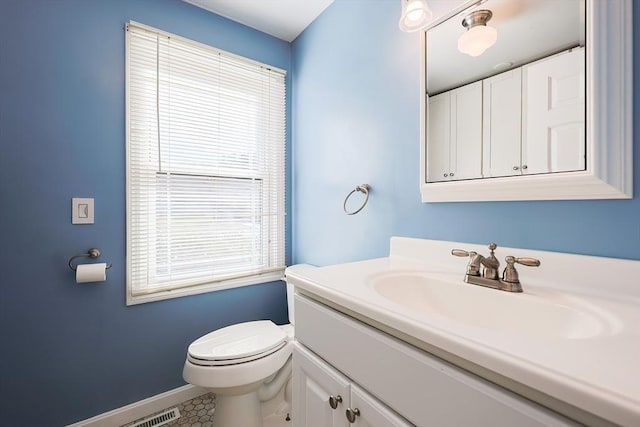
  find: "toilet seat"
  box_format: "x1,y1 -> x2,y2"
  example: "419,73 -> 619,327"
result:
187,320 -> 288,367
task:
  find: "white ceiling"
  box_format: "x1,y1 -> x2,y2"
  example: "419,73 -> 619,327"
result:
183,0 -> 334,42
183,0 -> 584,92
427,0 -> 585,93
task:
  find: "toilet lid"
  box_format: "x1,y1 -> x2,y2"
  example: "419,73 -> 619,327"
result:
188,320 -> 287,365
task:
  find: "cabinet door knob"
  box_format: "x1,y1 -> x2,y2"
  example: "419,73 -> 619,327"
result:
449,172 -> 454,177
444,173 -> 448,177
346,407 -> 361,423
328,395 -> 343,409
513,166 -> 520,171
522,165 -> 528,170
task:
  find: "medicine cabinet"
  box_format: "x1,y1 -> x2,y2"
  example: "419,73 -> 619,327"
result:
419,0 -> 632,202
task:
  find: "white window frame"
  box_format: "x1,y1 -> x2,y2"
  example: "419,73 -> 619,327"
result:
125,21 -> 286,305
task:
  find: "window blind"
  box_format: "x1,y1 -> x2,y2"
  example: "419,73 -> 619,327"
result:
126,22 -> 286,302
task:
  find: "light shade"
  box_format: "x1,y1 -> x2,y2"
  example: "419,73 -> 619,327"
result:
399,0 -> 433,32
457,9 -> 498,57
458,25 -> 498,56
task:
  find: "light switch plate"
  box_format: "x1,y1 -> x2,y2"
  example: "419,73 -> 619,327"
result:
72,198 -> 94,224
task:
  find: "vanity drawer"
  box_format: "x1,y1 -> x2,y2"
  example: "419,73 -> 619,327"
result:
294,293 -> 578,427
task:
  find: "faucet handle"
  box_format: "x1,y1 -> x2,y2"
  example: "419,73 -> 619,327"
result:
512,257 -> 541,267
451,249 -> 481,276
451,249 -> 471,257
502,255 -> 541,285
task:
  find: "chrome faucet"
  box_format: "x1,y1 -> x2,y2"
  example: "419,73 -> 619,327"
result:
451,243 -> 540,292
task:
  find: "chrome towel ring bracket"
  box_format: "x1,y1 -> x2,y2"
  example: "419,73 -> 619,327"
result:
343,184 -> 370,215
68,248 -> 113,271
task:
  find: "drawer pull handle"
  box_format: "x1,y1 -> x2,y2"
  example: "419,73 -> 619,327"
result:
328,395 -> 342,409
346,407 -> 360,423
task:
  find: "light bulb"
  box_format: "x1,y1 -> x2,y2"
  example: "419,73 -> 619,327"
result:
406,3 -> 425,21
399,0 -> 433,32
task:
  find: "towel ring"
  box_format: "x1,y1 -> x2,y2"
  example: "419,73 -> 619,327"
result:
343,184 -> 370,215
68,248 -> 113,271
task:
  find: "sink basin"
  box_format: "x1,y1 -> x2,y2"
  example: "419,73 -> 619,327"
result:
368,271 -> 612,340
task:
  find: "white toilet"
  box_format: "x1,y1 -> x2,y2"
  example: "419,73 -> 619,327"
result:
183,284 -> 295,427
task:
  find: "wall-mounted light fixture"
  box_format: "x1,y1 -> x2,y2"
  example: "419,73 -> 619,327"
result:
399,0 -> 433,32
458,9 -> 497,57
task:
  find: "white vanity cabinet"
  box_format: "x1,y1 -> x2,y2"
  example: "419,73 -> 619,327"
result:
292,343 -> 350,427
293,343 -> 413,427
293,293 -> 581,427
426,81 -> 483,182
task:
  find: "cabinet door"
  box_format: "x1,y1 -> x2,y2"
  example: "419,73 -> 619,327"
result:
426,92 -> 451,182
348,384 -> 414,427
482,68 -> 522,177
450,81 -> 483,180
293,342 -> 350,427
523,48 -> 585,174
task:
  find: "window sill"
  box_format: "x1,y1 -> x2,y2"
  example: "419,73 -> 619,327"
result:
126,270 -> 285,306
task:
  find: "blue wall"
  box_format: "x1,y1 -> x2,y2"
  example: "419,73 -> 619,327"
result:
0,1 -> 290,425
291,0 -> 640,267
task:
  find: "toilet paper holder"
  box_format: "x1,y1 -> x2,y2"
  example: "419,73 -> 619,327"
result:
68,248 -> 112,271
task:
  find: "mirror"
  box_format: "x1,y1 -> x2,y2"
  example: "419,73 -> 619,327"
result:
419,0 -> 632,202
426,0 -> 585,183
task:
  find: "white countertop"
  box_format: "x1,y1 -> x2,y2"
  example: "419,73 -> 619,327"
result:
285,237 -> 640,427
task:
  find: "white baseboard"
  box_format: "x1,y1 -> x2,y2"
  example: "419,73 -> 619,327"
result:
67,384 -> 208,427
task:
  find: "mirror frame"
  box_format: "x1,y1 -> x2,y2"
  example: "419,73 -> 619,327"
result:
419,0 -> 633,202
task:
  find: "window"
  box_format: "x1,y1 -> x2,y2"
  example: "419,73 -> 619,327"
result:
125,22 -> 286,305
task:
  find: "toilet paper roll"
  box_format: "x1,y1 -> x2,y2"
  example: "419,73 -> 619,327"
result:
76,263 -> 107,283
